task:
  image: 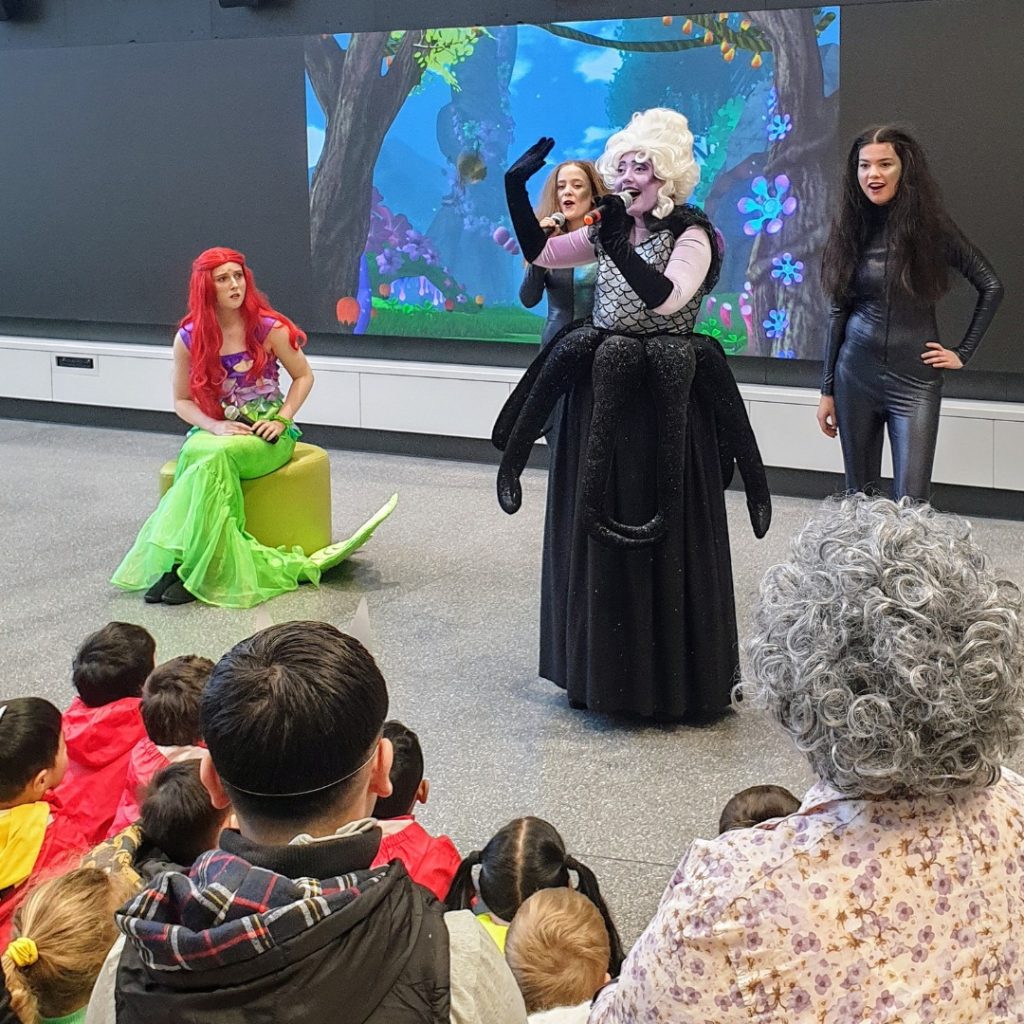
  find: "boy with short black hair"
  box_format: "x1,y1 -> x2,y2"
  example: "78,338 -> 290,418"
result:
89,621 -> 526,1024
54,624 -> 154,845
370,720 -> 461,900
140,760 -> 228,867
0,698 -> 88,944
108,655 -> 212,835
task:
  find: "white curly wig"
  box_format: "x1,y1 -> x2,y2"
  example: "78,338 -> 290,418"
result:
595,108 -> 700,218
739,495 -> 1024,797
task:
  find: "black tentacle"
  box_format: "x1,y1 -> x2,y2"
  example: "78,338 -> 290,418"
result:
496,326 -> 603,515
691,334 -> 772,539
580,335 -> 653,547
645,334 -> 696,533
492,318 -> 587,452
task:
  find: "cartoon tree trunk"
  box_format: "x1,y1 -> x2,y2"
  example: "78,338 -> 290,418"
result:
743,9 -> 837,357
305,31 -> 424,330
426,26 -> 518,307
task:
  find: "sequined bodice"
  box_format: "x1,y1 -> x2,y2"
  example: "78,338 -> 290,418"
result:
592,230 -> 708,335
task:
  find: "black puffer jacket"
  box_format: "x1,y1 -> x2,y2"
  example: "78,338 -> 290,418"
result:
111,828 -> 451,1024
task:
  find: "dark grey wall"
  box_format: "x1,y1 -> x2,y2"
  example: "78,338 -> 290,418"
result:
0,0 -> 1019,396
0,0 -> 908,47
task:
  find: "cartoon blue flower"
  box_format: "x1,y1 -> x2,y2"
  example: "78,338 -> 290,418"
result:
738,175 -> 798,236
763,308 -> 789,339
771,252 -> 804,286
767,113 -> 793,142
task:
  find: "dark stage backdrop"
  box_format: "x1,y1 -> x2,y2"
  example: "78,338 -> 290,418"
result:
0,0 -> 1020,393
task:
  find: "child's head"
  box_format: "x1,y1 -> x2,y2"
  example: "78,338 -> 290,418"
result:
445,816 -> 624,974
139,760 -> 229,866
0,699 -> 66,807
506,887 -> 611,1013
718,784 -> 801,834
72,622 -> 156,707
1,867 -> 132,1024
141,655 -> 214,746
372,720 -> 427,819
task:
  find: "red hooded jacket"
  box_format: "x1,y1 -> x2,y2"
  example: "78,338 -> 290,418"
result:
53,696 -> 146,846
0,794 -> 88,946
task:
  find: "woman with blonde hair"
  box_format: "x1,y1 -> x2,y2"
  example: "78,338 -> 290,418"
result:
2,868 -> 132,1024
496,108 -> 769,720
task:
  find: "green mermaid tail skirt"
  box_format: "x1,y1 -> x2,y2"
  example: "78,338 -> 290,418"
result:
112,430 -> 396,608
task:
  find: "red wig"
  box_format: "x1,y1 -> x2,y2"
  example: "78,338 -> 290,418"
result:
181,247 -> 307,420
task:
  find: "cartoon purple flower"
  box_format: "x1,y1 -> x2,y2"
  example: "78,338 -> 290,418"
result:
772,252 -> 804,286
763,307 -> 789,339
768,113 -> 793,141
739,175 -> 798,236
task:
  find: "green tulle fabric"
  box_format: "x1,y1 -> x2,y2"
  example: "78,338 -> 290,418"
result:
112,428 -> 397,608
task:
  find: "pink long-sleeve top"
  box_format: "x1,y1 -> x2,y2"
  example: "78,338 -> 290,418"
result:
534,222 -> 712,318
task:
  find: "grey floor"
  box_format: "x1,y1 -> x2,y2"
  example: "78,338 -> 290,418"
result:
4,417 -> 1024,946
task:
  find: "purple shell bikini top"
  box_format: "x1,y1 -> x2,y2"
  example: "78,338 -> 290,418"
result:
179,316 -> 283,406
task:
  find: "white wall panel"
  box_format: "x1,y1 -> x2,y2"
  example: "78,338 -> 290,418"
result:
0,347 -> 52,401
50,353 -> 171,410
995,421 -> 1024,491
360,373 -> 509,438
748,400 -> 845,474
283,368 -> 361,428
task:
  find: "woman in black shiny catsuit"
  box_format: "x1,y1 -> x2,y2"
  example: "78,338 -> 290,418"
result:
817,126 -> 1003,500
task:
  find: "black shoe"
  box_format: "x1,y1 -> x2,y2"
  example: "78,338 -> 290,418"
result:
144,568 -> 181,604
161,579 -> 197,605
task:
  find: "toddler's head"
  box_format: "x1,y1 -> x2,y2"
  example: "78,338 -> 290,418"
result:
72,622 -> 155,707
506,887 -> 611,1013
140,760 -> 229,867
718,784 -> 800,833
141,655 -> 214,745
0,698 -> 66,808
372,720 -> 428,820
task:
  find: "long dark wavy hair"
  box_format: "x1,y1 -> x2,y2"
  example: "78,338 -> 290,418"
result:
821,126 -> 952,304
444,816 -> 624,975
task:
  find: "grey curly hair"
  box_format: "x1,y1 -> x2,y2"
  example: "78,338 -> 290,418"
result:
740,495 -> 1024,797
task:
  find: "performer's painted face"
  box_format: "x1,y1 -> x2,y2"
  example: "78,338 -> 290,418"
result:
212,261 -> 246,311
555,163 -> 594,226
857,143 -> 902,205
614,152 -> 662,216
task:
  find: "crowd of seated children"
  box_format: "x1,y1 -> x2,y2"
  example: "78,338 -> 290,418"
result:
445,816 -> 624,976
1,868 -> 131,1024
53,624 -> 153,844
369,720 -> 461,900
108,656 -> 211,835
0,698 -> 86,945
11,495 -> 1015,1024
505,888 -> 611,1021
86,621 -> 529,1024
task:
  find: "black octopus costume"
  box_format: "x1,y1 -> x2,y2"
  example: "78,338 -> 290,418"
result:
495,139 -> 771,720
823,207 -> 1003,500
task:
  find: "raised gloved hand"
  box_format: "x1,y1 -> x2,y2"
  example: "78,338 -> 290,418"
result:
595,194 -> 673,310
506,137 -> 555,184
505,137 -> 555,263
594,193 -> 632,246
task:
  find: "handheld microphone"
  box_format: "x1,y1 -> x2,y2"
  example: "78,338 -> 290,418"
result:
224,405 -> 278,444
583,191 -> 639,226
542,212 -> 567,235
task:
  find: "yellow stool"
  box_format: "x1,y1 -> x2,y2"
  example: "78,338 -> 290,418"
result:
159,441 -> 332,556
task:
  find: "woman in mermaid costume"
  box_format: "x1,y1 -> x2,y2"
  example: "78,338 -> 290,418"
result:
113,246 -> 396,607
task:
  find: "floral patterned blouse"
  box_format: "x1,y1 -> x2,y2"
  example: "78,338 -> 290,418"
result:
590,769 -> 1024,1023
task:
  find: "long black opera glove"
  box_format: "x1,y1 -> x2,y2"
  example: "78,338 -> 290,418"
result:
504,137 -> 555,264
691,334 -> 772,539
595,194 -> 673,309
